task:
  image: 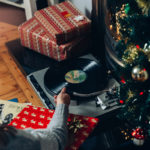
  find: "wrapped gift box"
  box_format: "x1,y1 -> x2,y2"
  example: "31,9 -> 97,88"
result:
18,17 -> 91,61
34,1 -> 91,44
9,105 -> 99,150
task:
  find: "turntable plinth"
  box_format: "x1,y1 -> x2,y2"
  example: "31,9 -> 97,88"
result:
0,22 -> 43,107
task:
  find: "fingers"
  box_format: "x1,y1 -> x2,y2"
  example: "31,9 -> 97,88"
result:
61,87 -> 66,93
54,99 -> 57,104
54,95 -> 57,99
54,95 -> 57,104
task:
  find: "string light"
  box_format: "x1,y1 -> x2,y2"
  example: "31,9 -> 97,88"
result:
120,76 -> 126,84
119,100 -> 124,104
121,79 -> 126,84
136,45 -> 140,49
139,92 -> 144,95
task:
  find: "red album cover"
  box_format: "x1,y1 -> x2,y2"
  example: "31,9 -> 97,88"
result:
9,105 -> 99,150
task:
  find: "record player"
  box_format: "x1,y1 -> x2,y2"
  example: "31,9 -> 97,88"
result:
27,54 -> 121,117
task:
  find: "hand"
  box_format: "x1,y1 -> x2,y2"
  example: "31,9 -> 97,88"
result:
54,88 -> 70,106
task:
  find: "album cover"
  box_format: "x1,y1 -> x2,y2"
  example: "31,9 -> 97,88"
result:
0,99 -> 28,125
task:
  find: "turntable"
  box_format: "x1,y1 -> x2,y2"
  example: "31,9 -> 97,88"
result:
27,54 -> 121,117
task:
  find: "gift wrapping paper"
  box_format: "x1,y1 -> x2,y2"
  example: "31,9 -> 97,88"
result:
9,105 -> 99,150
19,17 -> 91,61
34,1 -> 91,44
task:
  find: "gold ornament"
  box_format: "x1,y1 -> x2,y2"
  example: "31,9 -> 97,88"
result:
136,0 -> 150,15
131,65 -> 149,82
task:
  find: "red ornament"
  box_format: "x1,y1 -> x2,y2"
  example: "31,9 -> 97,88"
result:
136,45 -> 140,49
132,128 -> 144,139
143,68 -> 146,71
132,127 -> 145,146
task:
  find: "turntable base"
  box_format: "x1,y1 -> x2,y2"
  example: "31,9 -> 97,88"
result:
27,55 -> 120,117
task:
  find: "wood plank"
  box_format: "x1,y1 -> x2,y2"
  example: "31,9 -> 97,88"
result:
0,50 -> 44,106
0,22 -> 44,107
0,23 -> 19,47
0,22 -> 18,33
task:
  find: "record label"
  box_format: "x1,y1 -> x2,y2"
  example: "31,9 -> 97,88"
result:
65,70 -> 87,84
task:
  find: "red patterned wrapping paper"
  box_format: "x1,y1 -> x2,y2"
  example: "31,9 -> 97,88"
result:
19,17 -> 91,61
34,1 -> 91,44
9,105 -> 99,150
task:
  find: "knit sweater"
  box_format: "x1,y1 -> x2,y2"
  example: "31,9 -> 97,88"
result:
1,104 -> 68,150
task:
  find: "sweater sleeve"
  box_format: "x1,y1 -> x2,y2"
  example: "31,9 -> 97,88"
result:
23,104 -> 69,150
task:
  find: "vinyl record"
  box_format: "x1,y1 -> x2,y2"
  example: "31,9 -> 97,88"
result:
44,58 -> 107,99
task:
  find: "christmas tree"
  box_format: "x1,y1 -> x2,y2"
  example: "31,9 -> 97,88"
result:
106,0 -> 150,146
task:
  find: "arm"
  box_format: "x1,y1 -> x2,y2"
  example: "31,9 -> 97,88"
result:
23,88 -> 70,150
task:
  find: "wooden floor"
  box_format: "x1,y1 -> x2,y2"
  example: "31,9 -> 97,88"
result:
0,22 -> 44,107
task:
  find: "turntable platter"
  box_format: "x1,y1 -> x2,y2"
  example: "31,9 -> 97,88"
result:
44,58 -> 107,99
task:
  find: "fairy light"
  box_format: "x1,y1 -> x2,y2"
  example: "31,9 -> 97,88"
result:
136,45 -> 140,49
139,92 -> 144,95
119,100 -> 124,104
